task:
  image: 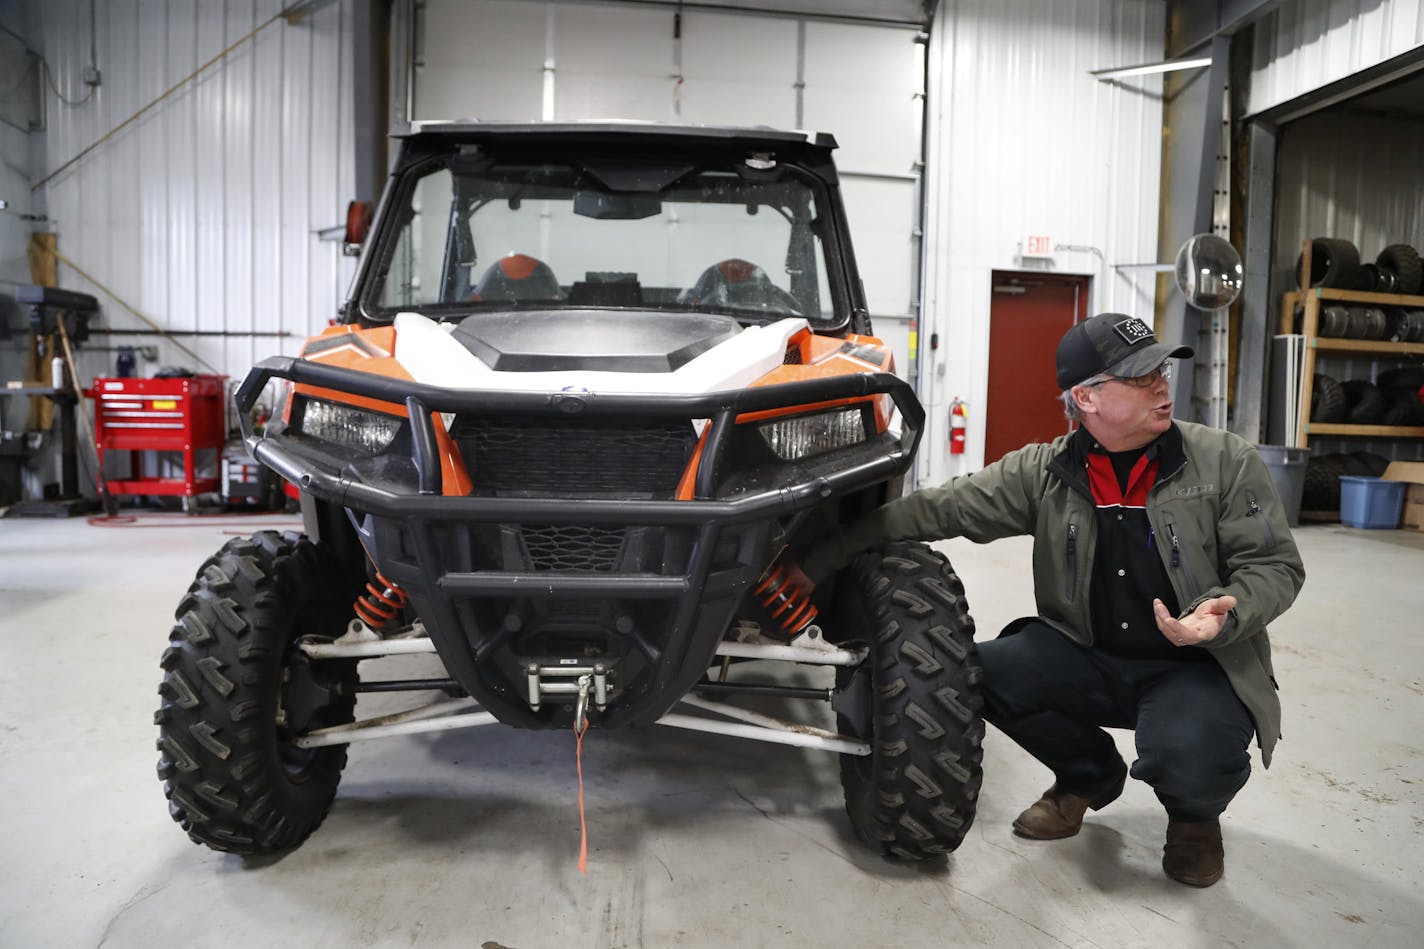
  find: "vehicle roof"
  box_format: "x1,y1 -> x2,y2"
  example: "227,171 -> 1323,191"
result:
393,119 -> 839,152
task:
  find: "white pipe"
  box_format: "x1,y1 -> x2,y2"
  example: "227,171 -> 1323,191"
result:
293,711 -> 499,748
300,638 -> 438,659
713,640 -> 865,667
353,697 -> 478,730
300,636 -> 866,668
655,713 -> 870,756
677,693 -> 857,744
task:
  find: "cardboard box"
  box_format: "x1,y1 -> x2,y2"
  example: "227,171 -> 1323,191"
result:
1382,462 -> 1424,531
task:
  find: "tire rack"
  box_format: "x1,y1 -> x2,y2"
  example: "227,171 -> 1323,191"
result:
88,375 -> 227,499
1279,239 -> 1424,448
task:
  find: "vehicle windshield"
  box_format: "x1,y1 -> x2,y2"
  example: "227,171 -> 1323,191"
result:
363,148 -> 840,328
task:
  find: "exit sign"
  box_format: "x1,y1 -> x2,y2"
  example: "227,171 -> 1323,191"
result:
1023,234 -> 1053,257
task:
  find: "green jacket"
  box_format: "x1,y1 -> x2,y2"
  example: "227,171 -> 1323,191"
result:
807,421 -> 1305,766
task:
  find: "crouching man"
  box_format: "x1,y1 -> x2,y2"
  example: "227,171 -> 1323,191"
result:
804,313 -> 1305,886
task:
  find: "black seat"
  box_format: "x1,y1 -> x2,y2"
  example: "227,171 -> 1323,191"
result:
677,259 -> 801,314
470,254 -> 563,303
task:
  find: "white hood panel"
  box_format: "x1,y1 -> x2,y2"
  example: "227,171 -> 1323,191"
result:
392,312 -> 807,396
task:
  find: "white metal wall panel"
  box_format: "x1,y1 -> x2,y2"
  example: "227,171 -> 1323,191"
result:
26,0 -> 354,391
803,22 -> 922,176
553,5 -> 676,120
420,0 -> 547,121
802,22 -> 922,367
0,6 -> 37,397
678,12 -> 798,127
919,0 -> 1165,482
841,179 -> 917,313
0,122 -> 31,291
1248,0 -> 1424,117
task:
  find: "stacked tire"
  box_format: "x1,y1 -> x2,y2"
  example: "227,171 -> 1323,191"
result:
1313,370 -> 1424,426
1377,367 -> 1424,427
1295,239 -> 1422,296
1387,309 -> 1424,343
1302,451 -> 1392,512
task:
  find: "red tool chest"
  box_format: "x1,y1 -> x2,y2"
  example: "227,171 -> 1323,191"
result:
89,375 -> 228,498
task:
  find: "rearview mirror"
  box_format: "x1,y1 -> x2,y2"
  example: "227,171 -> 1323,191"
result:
343,200 -> 373,257
572,191 -> 662,220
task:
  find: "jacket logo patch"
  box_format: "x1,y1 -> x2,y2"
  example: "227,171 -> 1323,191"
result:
1176,483 -> 1216,497
1113,318 -> 1153,346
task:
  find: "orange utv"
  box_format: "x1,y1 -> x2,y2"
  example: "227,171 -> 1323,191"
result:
156,122 -> 983,861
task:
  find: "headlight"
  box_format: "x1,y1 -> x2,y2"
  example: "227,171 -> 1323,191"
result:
297,399 -> 404,453
757,407 -> 867,461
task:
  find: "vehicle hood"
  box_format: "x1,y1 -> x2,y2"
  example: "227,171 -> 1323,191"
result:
391,311 -> 807,396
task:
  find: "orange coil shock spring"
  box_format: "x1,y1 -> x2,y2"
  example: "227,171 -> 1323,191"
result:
354,572 -> 410,630
754,561 -> 818,635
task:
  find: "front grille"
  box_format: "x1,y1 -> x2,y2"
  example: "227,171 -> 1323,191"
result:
452,416 -> 696,499
521,524 -> 625,572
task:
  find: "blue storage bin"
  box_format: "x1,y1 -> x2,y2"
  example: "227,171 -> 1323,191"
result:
1339,476 -> 1406,529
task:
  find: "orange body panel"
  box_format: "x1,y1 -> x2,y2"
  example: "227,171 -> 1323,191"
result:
293,326 -> 470,496
742,331 -> 897,432
289,325 -> 899,502
674,432 -> 709,501
673,331 -> 900,496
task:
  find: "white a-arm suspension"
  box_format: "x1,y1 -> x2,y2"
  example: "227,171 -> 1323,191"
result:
293,635 -> 870,755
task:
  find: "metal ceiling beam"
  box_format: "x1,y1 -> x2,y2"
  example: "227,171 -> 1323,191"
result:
533,0 -> 934,29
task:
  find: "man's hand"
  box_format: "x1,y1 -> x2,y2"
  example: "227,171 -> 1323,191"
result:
1153,595 -> 1237,647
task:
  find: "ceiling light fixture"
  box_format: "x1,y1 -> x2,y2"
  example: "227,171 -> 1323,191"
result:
1091,56 -> 1212,80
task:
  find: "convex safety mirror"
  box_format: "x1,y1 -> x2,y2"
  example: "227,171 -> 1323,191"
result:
1175,233 -> 1243,311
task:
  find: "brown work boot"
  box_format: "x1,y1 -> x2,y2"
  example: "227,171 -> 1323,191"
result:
1011,769 -> 1127,840
1162,819 -> 1224,886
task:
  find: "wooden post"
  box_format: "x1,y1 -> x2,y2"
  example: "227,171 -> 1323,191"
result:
25,234 -> 58,431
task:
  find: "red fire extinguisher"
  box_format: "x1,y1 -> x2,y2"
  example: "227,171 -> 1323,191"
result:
949,398 -> 967,455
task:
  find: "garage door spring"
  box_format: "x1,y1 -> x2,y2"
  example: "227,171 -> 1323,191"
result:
353,571 -> 410,630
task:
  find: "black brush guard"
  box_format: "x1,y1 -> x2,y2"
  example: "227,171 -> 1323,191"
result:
236,356 -> 923,729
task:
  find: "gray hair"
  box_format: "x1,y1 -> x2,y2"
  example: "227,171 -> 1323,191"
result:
1060,375 -> 1110,420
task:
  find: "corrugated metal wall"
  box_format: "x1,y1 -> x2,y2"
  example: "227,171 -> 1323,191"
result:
26,0 -> 355,389
919,0 -> 1166,481
1270,108 -> 1424,462
1248,0 -> 1424,117
1247,0 -> 1424,463
1274,112 -> 1424,289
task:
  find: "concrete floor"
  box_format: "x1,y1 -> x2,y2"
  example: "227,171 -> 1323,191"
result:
1,513 -> 1421,948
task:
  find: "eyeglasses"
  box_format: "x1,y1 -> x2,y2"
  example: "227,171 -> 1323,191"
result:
1083,361 -> 1172,389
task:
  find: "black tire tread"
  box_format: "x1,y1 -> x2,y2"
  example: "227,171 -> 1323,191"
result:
1310,373 -> 1346,423
835,541 -> 984,861
156,530 -> 359,855
1297,237 -> 1363,289
1377,244 -> 1423,295
1341,379 -> 1385,425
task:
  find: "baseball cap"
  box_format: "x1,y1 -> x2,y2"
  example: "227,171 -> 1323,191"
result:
1056,313 -> 1194,389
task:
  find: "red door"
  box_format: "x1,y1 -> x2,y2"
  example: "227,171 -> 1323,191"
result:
984,272 -> 1091,465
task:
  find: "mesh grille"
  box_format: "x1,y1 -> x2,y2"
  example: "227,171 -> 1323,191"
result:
521,524 -> 625,572
453,417 -> 695,499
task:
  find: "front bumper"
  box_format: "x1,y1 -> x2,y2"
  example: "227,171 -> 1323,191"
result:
235,356 -> 923,728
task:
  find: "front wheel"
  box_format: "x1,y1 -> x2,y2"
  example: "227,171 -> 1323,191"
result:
831,541 -> 984,860
155,530 -> 361,854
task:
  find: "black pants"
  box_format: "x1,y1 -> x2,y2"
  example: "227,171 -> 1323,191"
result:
978,620 -> 1254,822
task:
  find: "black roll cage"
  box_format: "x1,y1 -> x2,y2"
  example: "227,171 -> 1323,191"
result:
343,124 -> 871,337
